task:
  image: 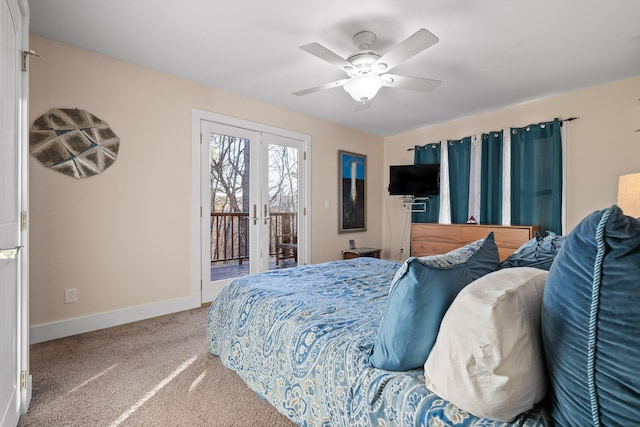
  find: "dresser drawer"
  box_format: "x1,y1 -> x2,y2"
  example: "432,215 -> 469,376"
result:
461,226 -> 532,250
411,224 -> 461,244
497,247 -> 517,261
412,242 -> 461,257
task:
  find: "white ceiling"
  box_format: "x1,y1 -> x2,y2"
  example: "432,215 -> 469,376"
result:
28,0 -> 640,137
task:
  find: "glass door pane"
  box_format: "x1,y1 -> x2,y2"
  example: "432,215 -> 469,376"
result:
264,135 -> 301,271
209,132 -> 252,281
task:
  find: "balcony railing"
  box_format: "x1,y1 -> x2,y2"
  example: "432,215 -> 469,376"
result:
210,211 -> 297,265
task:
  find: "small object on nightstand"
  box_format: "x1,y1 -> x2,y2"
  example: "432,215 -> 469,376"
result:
467,216 -> 477,224
342,247 -> 381,260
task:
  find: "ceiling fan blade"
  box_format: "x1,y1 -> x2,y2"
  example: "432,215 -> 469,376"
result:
293,78 -> 349,96
300,43 -> 353,71
373,29 -> 439,73
382,74 -> 441,92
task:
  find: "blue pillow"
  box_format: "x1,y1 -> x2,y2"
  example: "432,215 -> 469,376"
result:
541,206 -> 640,426
369,232 -> 500,371
500,231 -> 565,271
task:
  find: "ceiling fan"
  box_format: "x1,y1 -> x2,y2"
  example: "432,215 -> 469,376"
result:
293,28 -> 441,106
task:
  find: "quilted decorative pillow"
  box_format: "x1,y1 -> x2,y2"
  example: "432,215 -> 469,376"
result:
369,232 -> 500,371
424,267 -> 549,422
500,231 -> 565,271
541,206 -> 640,426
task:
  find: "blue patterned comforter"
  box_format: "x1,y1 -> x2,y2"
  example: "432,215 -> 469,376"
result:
207,258 -> 552,427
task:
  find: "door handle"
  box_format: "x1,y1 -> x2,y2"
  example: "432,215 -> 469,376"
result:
252,205 -> 258,225
264,205 -> 271,225
0,246 -> 21,260
241,205 -> 259,225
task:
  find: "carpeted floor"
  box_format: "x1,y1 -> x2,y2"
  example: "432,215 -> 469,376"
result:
18,307 -> 296,427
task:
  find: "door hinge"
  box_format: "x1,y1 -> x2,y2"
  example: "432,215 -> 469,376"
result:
303,151 -> 307,161
304,207 -> 307,216
200,206 -> 202,217
20,370 -> 27,390
20,211 -> 27,231
200,133 -> 203,144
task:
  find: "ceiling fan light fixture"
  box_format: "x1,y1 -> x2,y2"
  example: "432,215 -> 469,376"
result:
344,74 -> 383,102
295,28 -> 440,103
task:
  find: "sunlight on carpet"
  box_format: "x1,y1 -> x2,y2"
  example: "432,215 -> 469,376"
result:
189,370 -> 207,394
67,364 -> 118,395
108,354 -> 199,427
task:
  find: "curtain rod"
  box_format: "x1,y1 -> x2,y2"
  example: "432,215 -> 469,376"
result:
405,117 -> 579,151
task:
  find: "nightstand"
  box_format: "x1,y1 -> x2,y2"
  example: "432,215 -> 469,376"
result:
342,247 -> 381,260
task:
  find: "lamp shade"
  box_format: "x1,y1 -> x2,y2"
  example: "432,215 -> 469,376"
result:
617,173 -> 640,217
344,75 -> 383,102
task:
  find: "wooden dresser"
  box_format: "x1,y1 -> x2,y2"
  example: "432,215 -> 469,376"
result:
411,223 -> 540,261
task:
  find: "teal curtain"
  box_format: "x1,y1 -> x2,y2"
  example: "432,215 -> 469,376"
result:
480,131 -> 503,224
511,118 -> 562,234
447,137 -> 471,223
412,143 -> 440,223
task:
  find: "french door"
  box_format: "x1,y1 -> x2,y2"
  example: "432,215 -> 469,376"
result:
200,120 -> 306,302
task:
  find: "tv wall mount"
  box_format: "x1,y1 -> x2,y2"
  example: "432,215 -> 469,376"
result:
401,196 -> 429,213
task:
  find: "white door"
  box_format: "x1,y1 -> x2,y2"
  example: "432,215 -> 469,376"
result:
200,121 -> 306,302
1,0 -> 28,425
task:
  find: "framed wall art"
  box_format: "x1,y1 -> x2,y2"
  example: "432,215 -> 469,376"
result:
30,108 -> 120,179
338,150 -> 366,233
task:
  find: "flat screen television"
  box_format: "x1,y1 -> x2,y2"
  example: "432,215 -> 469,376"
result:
388,164 -> 440,196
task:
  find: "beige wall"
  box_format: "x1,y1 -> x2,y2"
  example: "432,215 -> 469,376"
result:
382,75 -> 640,260
29,35 -> 384,327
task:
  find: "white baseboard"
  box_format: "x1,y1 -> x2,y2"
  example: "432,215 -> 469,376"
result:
29,295 -> 200,344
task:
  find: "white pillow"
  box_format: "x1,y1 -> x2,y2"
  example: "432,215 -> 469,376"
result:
424,267 -> 548,422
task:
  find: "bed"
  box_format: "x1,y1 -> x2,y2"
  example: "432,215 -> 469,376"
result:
207,257 -> 552,426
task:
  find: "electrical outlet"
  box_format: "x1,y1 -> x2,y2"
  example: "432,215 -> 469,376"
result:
64,288 -> 77,304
